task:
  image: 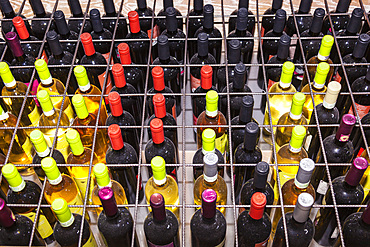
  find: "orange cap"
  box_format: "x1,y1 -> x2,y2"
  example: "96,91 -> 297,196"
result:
128,11 -> 140,34
80,33 -> 95,56
150,118 -> 164,144
108,124 -> 124,150
153,93 -> 166,118
249,192 -> 267,220
12,16 -> 29,40
112,64 -> 126,88
118,43 -> 131,64
152,66 -> 165,91
201,65 -> 213,90
108,91 -> 123,117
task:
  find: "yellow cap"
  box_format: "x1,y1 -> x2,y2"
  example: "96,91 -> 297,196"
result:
0,62 -> 15,85
290,92 -> 306,117
205,90 -> 218,117
72,94 -> 89,119
30,129 -> 49,154
93,163 -> 111,188
151,156 -> 166,184
74,65 -> 90,88
202,128 -> 216,152
66,129 -> 84,156
318,35 -> 334,59
52,198 -> 73,225
2,163 -> 24,190
35,59 -> 51,81
290,126 -> 307,150
280,61 -> 295,87
37,90 -> 54,113
314,62 -> 330,86
41,157 -> 62,183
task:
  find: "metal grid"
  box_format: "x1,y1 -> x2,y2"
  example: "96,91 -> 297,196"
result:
0,0 -> 369,246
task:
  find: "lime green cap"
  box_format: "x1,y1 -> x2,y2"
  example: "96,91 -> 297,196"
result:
290,92 -> 306,117
313,62 -> 330,87
72,94 -> 89,119
151,156 -> 166,185
0,62 -> 15,84
66,129 -> 84,156
318,35 -> 334,59
41,157 -> 62,183
289,125 -> 307,151
0,104 -> 5,115
52,198 -> 73,226
280,61 -> 295,87
37,90 -> 54,113
2,163 -> 24,191
35,59 -> 51,81
93,163 -> 111,188
206,90 -> 218,117
202,128 -> 216,152
30,129 -> 49,154
74,65 -> 90,88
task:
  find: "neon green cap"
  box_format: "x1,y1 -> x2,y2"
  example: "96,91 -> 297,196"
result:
313,62 -> 330,87
318,35 -> 334,59
93,163 -> 111,188
66,129 -> 84,156
290,92 -> 306,117
72,94 -> 89,119
30,129 -> 49,154
41,157 -> 62,183
289,125 -> 306,150
0,62 -> 15,85
35,59 -> 51,81
74,65 -> 90,88
206,90 -> 218,117
151,156 -> 166,184
2,163 -> 24,190
52,198 -> 73,225
37,90 -> 54,113
0,104 -> 5,115
280,61 -> 295,87
202,128 -> 216,152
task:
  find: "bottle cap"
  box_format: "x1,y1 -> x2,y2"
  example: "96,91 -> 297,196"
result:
0,0 -> 14,15
37,90 -> 54,114
41,157 -> 62,185
197,32 -> 209,57
158,35 -> 170,61
276,35 -> 291,60
0,198 -> 15,228
201,65 -> 213,90
336,0 -> 351,13
0,105 -> 5,116
236,7 -> 248,31
239,96 -> 254,124
118,43 -> 132,65
12,16 -> 29,40
137,0 -> 147,9
345,157 -> 368,186
103,0 -> 116,15
112,64 -> 126,88
74,65 -> 91,91
80,33 -> 95,56
289,126 -> 306,151
253,161 -> 270,189
153,93 -> 167,119
194,0 -> 203,11
90,9 -> 104,33
346,8 -> 363,34
323,81 -> 341,109
151,156 -> 167,185
29,0 -> 45,15
203,4 -> 214,30
279,61 -> 295,88
203,152 -> 218,182
150,193 -> 166,221
310,8 -> 325,34
361,201 -> 370,225
205,90 -> 218,117
152,66 -> 165,91
272,0 -> 283,10
227,39 -> 241,64
30,129 -> 49,157
273,9 -> 286,34
313,62 -> 330,88
93,163 -> 111,188
293,193 -> 314,223
53,10 -> 70,36
128,11 -> 141,33
66,128 -> 84,156
353,34 -> 370,59
108,91 -> 123,117
298,0 -> 312,13
166,7 -> 178,32
0,62 -> 15,87
47,31 -> 64,56
290,92 -> 306,117
5,32 -> 23,57
99,187 -> 118,217
295,158 -> 315,188
35,59 -> 52,83
249,192 -> 266,220
243,122 -> 259,151
72,94 -> 89,120
150,118 -> 165,144
108,124 -> 124,150
202,128 -> 216,153
233,62 -> 247,90
335,114 -> 356,142
52,198 -> 74,227
68,0 -> 83,16
318,35 -> 334,60
2,163 -> 25,192
201,189 -> 217,219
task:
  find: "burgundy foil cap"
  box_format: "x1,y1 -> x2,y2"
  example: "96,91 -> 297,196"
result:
150,193 -> 166,221
0,198 -> 15,228
5,32 -> 24,57
345,157 -> 368,186
98,187 -> 118,217
201,189 -> 217,219
335,114 -> 356,142
362,202 -> 370,225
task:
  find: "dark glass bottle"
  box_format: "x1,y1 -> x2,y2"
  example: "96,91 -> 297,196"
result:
29,0 -> 56,40
322,0 -> 351,34
272,193 -> 314,247
228,0 -> 255,35
351,112 -> 370,157
193,4 -> 222,63
191,189 -> 226,247
106,124 -> 144,204
156,0 -> 183,34
135,0 -> 157,38
144,193 -> 180,246
260,0 -> 283,36
314,157 -> 368,246
237,192 -> 272,246
101,0 -> 128,39
0,0 -> 32,36
285,0 -> 313,36
67,0 -> 92,33
188,0 -> 203,38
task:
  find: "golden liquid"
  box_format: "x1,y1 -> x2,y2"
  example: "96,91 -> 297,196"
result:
193,175 -> 227,215
145,175 -> 179,219
92,180 -> 128,215
301,84 -> 327,121
275,112 -> 308,150
300,56 -> 334,89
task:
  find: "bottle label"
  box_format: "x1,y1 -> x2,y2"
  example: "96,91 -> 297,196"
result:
191,75 -> 200,92
83,232 -> 97,247
361,166 -> 370,197
330,227 -> 339,239
148,241 -> 174,247
268,79 -> 276,90
101,52 -> 113,65
348,103 -> 370,119
28,106 -> 40,126
172,104 -> 177,121
22,211 -> 53,239
25,79 -> 40,106
73,176 -> 95,205
255,238 -> 268,247
147,25 -> 159,40
334,73 -> 342,83
136,174 -> 143,191
215,133 -> 227,155
317,180 -> 329,195
22,137 -> 34,161
40,50 -> 48,63
64,103 -> 75,124
98,72 -> 113,104
260,27 -> 265,40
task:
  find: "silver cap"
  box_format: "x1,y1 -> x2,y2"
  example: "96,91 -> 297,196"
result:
293,193 -> 314,223
295,158 -> 315,188
203,153 -> 218,182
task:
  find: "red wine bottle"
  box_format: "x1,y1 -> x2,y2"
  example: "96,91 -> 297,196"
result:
135,0 -> 157,38
29,0 -> 56,40
67,0 -> 92,33
188,0 -> 203,38
101,0 -> 128,39
286,0 -> 313,36
237,192 -> 272,246
351,112 -> 370,157
260,0 -> 283,36
228,0 -> 255,35
0,0 -> 32,36
190,189 -> 226,246
314,157 -> 368,246
322,0 -> 351,34
157,0 -> 183,34
106,124 -> 144,204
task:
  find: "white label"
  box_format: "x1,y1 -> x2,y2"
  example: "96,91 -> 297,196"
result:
317,180 -> 329,195
330,227 -> 339,239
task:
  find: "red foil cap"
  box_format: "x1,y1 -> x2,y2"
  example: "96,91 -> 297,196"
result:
99,187 -> 118,217
150,193 -> 166,221
12,16 -> 29,40
112,63 -> 126,88
152,66 -> 165,91
118,43 -> 132,64
153,93 -> 166,118
128,11 -> 140,33
201,189 -> 217,219
108,91 -> 123,117
201,65 -> 213,90
335,114 -> 356,142
108,124 -> 124,150
345,157 -> 368,186
150,118 -> 164,144
80,33 -> 95,56
249,192 -> 266,220
0,198 -> 15,228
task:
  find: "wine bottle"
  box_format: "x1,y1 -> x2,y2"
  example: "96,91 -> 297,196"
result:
314,157 -> 368,246
74,65 -> 108,126
67,0 -> 92,33
135,0 -> 158,38
301,62 -> 330,120
98,187 -> 139,247
262,61 -> 297,145
190,32 -> 217,92
300,35 -> 334,89
35,59 -> 75,123
191,189 -> 226,247
0,198 -> 45,246
192,128 -> 225,181
237,192 -> 272,246
272,193 -> 314,247
2,163 -> 57,245
52,198 -> 97,246
106,124 -> 143,204
145,118 -> 178,180
352,112 -> 370,158
106,91 -> 140,154
0,37 -> 12,64
145,157 -> 179,218
92,163 -> 128,214
260,0 -> 283,36
194,153 -> 227,214
71,94 -> 109,163
322,0 -> 351,34
275,92 -> 308,150
312,114 -> 355,203
156,0 -> 183,34
101,0 -> 128,39
41,157 -> 84,216
144,193 -> 180,246
285,0 -> 313,36
0,0 -> 32,36
28,0 -> 55,40
188,0 -> 203,38
46,30 -> 78,94
307,81 -> 341,161
228,0 -> 255,35
239,161 -> 274,214
36,90 -> 70,158
235,122 -> 263,204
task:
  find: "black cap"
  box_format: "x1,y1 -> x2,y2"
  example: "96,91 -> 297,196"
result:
203,4 -> 214,30
310,8 -> 325,34
29,0 -> 45,15
243,121 -> 259,151
68,0 -> 83,16
366,68 -> 370,81
336,0 -> 351,13
0,0 -> 14,15
90,9 -> 104,33
137,0 -> 147,9
103,0 -> 116,15
346,8 -> 363,34
273,9 -> 286,33
194,0 -> 203,12
239,95 -> 254,124
233,62 -> 247,90
353,34 -> 370,59
236,7 -> 248,31
166,7 -> 177,32
54,10 -> 71,36
253,161 -> 269,189
197,32 -> 209,57
238,0 -> 250,9
227,39 -> 241,64
277,34 -> 291,60
272,0 -> 283,11
158,35 -> 170,60
47,31 -> 63,56
298,0 -> 312,14
163,0 -> 174,10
